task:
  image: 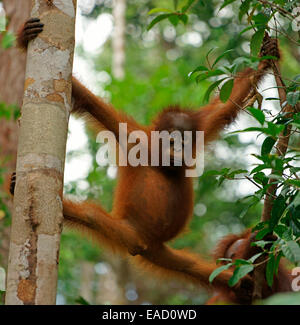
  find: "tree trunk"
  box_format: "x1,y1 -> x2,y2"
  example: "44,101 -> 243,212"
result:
79,261 -> 94,303
0,0 -> 31,269
261,61 -> 294,222
5,0 -> 77,305
254,61 -> 295,301
96,260 -> 125,305
112,0 -> 126,80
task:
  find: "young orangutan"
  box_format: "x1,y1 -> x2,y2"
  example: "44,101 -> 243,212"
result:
11,18 -> 280,303
206,230 -> 292,304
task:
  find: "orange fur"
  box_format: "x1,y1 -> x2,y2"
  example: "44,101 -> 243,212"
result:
16,20 -> 281,302
207,230 -> 292,304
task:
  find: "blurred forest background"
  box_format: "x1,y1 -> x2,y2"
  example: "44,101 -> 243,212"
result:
0,0 -> 299,305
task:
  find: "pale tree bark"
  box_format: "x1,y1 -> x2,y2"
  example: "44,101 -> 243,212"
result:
96,261 -> 125,305
112,0 -> 126,80
0,0 -> 31,269
5,0 -> 77,305
79,261 -> 94,303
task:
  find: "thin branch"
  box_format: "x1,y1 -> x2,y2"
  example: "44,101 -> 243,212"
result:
257,0 -> 294,19
268,26 -> 300,46
261,60 -> 294,220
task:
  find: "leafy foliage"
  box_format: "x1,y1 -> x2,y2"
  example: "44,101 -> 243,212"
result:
0,0 -> 299,305
144,0 -> 300,294
1,31 -> 15,49
76,0 -> 300,303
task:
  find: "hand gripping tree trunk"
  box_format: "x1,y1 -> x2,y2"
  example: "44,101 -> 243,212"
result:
5,0 -> 76,305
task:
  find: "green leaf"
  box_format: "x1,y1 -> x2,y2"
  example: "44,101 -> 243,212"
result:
281,229 -> 293,241
266,122 -> 285,137
267,174 -> 284,182
216,258 -> 232,263
220,79 -> 234,103
75,296 -> 90,305
253,171 -> 267,186
266,254 -> 275,287
147,14 -> 171,30
229,126 -> 264,135
250,164 -> 267,174
261,136 -> 276,156
212,49 -> 234,68
168,14 -> 180,26
181,0 -> 196,13
201,169 -> 224,177
273,0 -> 285,5
234,259 -> 251,266
290,219 -> 300,238
220,167 -> 231,175
253,222 -> 267,232
1,32 -> 15,49
274,252 -> 283,276
293,112 -> 300,124
282,241 -> 300,263
205,47 -> 217,62
252,13 -> 270,26
240,25 -> 255,35
286,179 -> 300,188
148,8 -> 173,15
270,195 -> 286,229
252,240 -> 269,249
248,252 -> 263,263
218,175 -> 226,186
256,227 -> 272,240
292,192 -> 300,207
188,65 -> 209,78
227,169 -> 248,178
258,55 -> 278,62
220,0 -> 237,11
209,263 -> 232,283
239,196 -> 260,218
13,105 -> 21,120
179,14 -> 188,25
239,0 -> 251,21
228,265 -> 254,287
274,225 -> 289,238
247,107 -> 265,125
250,29 -> 265,56
195,69 -> 225,83
203,78 -> 227,103
287,91 -> 300,107
291,167 -> 300,175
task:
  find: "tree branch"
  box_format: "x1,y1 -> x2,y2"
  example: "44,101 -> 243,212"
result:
261,60 -> 294,222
